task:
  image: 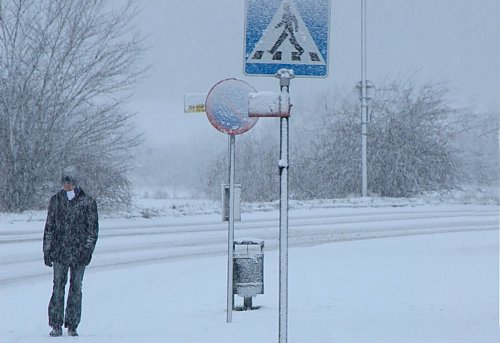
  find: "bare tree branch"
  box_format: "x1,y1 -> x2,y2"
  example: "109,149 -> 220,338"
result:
0,0 -> 146,211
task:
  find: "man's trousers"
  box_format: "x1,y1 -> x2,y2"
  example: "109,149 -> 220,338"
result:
48,262 -> 86,329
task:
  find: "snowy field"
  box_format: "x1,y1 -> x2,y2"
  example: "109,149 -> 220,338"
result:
0,194 -> 499,342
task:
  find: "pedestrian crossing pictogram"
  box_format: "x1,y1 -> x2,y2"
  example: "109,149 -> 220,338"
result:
244,0 -> 330,77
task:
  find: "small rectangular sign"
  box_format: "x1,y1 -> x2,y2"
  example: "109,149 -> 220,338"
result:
184,93 -> 207,113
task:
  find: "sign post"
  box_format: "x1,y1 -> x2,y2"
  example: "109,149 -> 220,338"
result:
227,133 -> 236,323
276,69 -> 293,343
248,69 -> 293,343
205,79 -> 258,323
244,1 -> 330,342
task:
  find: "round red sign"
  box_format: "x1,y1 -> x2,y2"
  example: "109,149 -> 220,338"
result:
205,79 -> 258,135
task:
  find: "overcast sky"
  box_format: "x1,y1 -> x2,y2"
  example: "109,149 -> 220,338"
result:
130,0 -> 500,145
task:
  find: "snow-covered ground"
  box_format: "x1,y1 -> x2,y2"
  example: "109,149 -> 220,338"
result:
0,194 -> 499,342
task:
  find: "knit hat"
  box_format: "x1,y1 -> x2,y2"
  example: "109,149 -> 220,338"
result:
61,166 -> 78,185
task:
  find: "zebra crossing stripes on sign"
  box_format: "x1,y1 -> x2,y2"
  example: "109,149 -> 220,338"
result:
244,0 -> 330,77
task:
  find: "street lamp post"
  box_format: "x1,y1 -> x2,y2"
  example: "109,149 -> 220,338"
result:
359,0 -> 375,197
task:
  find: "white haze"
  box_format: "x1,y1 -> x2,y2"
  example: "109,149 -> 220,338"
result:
125,0 -> 500,194
130,0 -> 500,146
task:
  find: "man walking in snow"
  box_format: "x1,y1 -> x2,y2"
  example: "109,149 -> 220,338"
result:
43,167 -> 99,337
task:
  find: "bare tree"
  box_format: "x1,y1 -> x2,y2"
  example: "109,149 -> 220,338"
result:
450,110 -> 499,186
200,79 -> 489,202
0,0 -> 145,211
291,80 -> 462,198
290,91 -> 362,198
367,80 -> 459,196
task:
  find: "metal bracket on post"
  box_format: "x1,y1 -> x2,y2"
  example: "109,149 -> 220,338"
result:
276,69 -> 294,107
275,68 -> 293,343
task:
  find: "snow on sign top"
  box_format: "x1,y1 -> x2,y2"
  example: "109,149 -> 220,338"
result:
244,0 -> 330,77
205,79 -> 258,135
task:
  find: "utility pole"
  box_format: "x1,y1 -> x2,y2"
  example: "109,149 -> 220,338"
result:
360,0 -> 368,197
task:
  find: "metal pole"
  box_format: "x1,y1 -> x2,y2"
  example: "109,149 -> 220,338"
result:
279,115 -> 289,343
276,69 -> 292,343
226,134 -> 236,323
361,0 -> 368,197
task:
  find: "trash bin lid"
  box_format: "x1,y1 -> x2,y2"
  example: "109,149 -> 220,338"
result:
234,238 -> 264,246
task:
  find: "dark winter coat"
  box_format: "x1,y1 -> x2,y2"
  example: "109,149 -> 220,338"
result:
43,188 -> 99,266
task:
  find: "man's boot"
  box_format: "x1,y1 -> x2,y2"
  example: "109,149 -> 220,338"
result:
49,326 -> 62,337
67,327 -> 78,336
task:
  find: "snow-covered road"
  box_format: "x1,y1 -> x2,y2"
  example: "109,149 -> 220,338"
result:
0,204 -> 497,286
0,202 -> 499,342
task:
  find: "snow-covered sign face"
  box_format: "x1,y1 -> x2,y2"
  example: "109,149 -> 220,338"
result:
205,79 -> 258,135
244,0 -> 330,77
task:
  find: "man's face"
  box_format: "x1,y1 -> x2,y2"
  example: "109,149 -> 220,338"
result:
63,182 -> 75,192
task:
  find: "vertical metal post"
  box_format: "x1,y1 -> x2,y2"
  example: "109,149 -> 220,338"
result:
279,115 -> 289,343
276,69 -> 293,343
361,0 -> 368,197
226,134 -> 236,323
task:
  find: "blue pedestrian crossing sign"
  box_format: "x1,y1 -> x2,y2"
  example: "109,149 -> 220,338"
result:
244,0 -> 331,77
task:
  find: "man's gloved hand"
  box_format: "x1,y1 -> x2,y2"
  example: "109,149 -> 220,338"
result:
44,254 -> 53,267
